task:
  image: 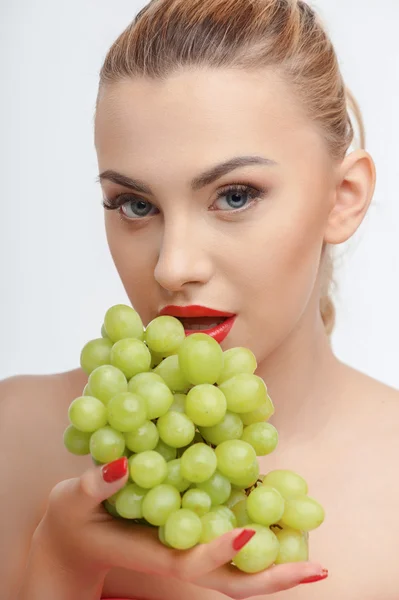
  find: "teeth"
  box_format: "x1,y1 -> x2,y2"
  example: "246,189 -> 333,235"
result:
184,322 -> 221,330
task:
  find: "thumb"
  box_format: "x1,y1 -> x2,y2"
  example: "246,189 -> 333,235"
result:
72,457 -> 129,514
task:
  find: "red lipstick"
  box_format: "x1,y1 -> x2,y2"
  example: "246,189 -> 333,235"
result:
159,305 -> 236,344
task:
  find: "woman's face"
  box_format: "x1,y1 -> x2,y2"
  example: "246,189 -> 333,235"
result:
95,68 -> 336,363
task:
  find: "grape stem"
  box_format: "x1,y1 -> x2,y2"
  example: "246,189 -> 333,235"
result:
244,478 -> 264,496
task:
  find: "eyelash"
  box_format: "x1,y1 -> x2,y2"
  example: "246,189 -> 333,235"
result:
102,183 -> 267,221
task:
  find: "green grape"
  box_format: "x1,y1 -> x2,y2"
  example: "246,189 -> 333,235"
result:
217,347 -> 257,385
228,460 -> 260,489
178,334 -> 223,385
103,500 -> 120,518
182,488 -> 211,516
156,411 -> 195,448
185,384 -> 227,427
122,446 -> 132,458
80,337 -> 113,375
209,505 -> 237,527
142,484 -> 182,526
90,426 -> 126,463
145,316 -> 185,355
104,304 -> 144,342
199,512 -> 234,543
240,394 -> 275,425
196,471 -> 231,506
154,439 -> 177,462
115,483 -> 147,519
150,350 -> 165,368
262,470 -> 308,499
176,431 -> 204,457
83,383 -> 92,396
215,440 -> 257,481
63,425 -> 91,455
180,443 -> 217,483
107,392 -> 147,433
106,491 -> 121,507
153,355 -> 190,393
233,524 -> 279,573
101,323 -> 109,339
274,527 -> 309,564
246,485 -> 285,526
164,509 -> 203,549
164,458 -> 191,492
129,451 -> 168,489
219,374 -> 266,414
199,411 -> 243,446
110,338 -> 151,379
68,396 -> 108,433
241,422 -> 278,456
158,525 -> 172,547
92,449 -> 130,467
281,496 -> 325,531
133,379 -> 174,420
124,420 -> 159,453
128,371 -> 164,392
88,365 -> 128,406
225,489 -> 247,510
170,393 -> 187,413
231,499 -> 251,527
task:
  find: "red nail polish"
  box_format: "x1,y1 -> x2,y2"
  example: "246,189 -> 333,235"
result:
233,529 -> 256,551
102,457 -> 128,483
300,569 -> 329,584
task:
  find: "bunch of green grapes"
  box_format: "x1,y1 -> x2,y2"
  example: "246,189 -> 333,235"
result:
64,304 -> 325,574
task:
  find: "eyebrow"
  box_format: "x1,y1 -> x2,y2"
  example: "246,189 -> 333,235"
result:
97,155 -> 278,194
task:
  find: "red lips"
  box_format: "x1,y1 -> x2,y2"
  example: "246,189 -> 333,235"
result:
159,305 -> 236,344
159,305 -> 235,318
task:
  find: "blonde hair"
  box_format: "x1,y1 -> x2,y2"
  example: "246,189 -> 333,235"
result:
98,0 -> 366,336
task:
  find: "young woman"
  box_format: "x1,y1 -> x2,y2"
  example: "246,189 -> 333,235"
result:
2,0 -> 398,598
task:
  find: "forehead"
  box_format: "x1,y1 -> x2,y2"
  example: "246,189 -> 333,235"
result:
95,68 -> 328,173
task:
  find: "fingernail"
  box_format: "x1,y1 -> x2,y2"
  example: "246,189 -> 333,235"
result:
102,457 -> 128,483
300,569 -> 329,584
233,529 -> 256,551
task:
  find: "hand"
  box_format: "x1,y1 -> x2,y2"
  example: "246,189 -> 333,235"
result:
29,457 -> 327,599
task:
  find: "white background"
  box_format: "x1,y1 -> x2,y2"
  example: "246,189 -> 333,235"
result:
0,0 -> 398,387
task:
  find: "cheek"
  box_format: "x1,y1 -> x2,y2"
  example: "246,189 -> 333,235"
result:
105,217 -> 158,324
230,199 -> 326,345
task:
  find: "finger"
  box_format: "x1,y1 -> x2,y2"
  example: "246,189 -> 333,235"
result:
202,561 -> 328,599
167,527 -> 325,590
84,457 -> 130,504
95,525 -> 257,579
50,457 -> 129,517
50,470 -> 326,594
172,528 -> 258,580
51,470 -> 256,578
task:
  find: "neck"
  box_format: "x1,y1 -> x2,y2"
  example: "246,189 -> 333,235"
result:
256,303 -> 343,442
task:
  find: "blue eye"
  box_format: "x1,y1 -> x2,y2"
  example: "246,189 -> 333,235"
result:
121,198 -> 158,219
102,183 -> 266,220
213,185 -> 262,212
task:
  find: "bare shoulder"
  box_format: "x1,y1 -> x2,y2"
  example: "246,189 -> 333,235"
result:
0,367 -> 93,509
338,365 -> 399,597
341,362 -> 399,426
0,368 -> 92,487
0,369 -> 92,596
0,367 -> 88,404
273,366 -> 399,600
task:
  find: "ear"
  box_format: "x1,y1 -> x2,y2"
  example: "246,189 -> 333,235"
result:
324,149 -> 376,245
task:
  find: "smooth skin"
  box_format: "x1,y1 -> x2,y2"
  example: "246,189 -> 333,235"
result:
1,67 -> 399,599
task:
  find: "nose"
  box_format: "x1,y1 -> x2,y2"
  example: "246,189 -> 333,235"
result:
154,216 -> 213,293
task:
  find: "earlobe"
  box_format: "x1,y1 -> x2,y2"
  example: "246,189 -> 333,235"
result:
324,149 -> 376,245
